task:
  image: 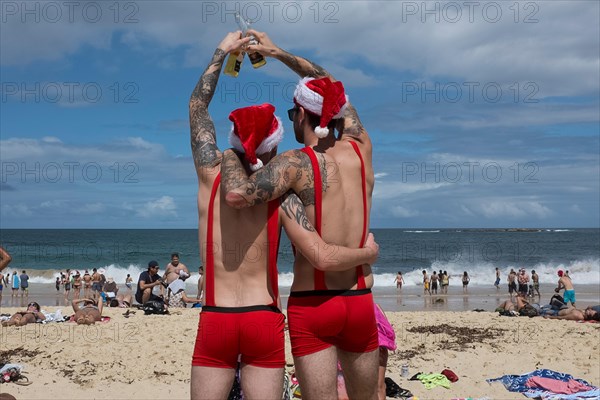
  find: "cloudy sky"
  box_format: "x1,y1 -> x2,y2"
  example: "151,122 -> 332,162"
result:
1,0 -> 598,228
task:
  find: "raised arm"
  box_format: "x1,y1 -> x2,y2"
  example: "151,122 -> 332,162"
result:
189,32 -> 250,176
0,246 -> 12,272
280,192 -> 378,271
222,148 -> 316,209
247,29 -> 332,80
247,30 -> 368,142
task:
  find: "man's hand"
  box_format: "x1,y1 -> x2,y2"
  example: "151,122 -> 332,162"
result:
218,31 -> 251,54
364,232 -> 379,266
246,29 -> 279,57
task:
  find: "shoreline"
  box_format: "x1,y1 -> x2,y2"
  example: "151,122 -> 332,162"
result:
2,283 -> 598,312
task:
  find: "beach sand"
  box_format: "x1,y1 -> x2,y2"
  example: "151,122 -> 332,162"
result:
1,302 -> 599,400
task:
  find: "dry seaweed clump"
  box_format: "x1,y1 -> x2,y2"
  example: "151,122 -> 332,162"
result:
0,346 -> 41,363
406,323 -> 506,350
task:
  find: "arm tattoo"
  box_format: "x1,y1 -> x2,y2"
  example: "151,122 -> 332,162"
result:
189,48 -> 226,169
281,192 -> 315,232
223,149 -> 315,207
340,103 -> 365,138
278,49 -> 330,79
221,150 -> 250,192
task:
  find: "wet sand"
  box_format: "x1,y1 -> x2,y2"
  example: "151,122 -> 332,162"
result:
3,282 -> 599,312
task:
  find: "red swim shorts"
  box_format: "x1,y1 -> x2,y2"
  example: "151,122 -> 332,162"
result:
192,305 -> 285,369
287,289 -> 378,358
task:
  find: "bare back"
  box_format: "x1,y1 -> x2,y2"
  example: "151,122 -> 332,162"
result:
198,172 -> 275,307
292,137 -> 374,291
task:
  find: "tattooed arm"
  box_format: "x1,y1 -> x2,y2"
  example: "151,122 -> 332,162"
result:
247,29 -> 369,143
189,32 -> 250,176
280,192 -> 379,271
246,29 -> 331,79
222,148 -> 316,209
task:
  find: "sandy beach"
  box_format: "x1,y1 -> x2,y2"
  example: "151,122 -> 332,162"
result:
1,300 -> 599,400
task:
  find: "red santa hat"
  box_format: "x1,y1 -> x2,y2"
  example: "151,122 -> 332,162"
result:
228,103 -> 284,171
293,77 -> 349,138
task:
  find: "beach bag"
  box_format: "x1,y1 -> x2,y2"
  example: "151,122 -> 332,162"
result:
142,300 -> 167,315
550,294 -> 566,310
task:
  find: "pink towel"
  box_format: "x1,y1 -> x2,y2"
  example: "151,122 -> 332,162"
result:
526,376 -> 594,394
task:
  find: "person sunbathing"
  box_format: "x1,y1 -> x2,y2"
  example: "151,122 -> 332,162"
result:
496,294 -> 530,313
1,302 -> 45,326
72,298 -> 103,325
544,306 -> 600,321
108,293 -> 133,308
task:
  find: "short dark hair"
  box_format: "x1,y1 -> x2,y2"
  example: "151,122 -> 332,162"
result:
171,253 -> 179,259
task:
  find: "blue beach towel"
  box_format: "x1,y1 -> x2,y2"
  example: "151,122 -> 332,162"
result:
487,369 -> 599,399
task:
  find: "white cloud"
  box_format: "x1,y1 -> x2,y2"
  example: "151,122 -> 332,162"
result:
468,201 -> 553,219
374,181 -> 449,200
75,202 -> 106,214
390,205 -> 420,218
129,196 -> 178,218
1,204 -> 32,217
2,2 -> 597,97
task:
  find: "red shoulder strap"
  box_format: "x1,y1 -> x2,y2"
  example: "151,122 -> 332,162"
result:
204,173 -> 221,307
349,141 -> 368,290
300,147 -> 327,290
267,201 -> 280,306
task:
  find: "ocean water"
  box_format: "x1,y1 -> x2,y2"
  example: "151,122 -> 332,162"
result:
1,228 -> 598,288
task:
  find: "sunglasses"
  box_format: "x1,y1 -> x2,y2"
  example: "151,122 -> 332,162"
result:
28,302 -> 38,309
287,107 -> 298,121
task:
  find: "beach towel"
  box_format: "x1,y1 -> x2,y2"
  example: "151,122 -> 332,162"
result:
487,369 -> 599,399
417,373 -> 451,389
526,376 -> 594,394
41,310 -> 64,323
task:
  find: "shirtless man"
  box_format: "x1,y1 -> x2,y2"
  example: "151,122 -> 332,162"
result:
0,245 -> 11,301
507,268 -> 517,297
91,268 -> 102,301
164,253 -> 190,284
72,298 -> 103,325
494,267 -> 501,289
543,306 -> 600,321
0,246 -> 12,272
422,270 -> 431,295
431,271 -> 439,294
556,269 -> 576,307
190,32 -> 379,400
531,270 -> 540,297
220,31 -> 380,400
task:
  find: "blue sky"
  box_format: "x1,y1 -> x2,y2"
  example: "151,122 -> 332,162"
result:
1,0 -> 598,228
